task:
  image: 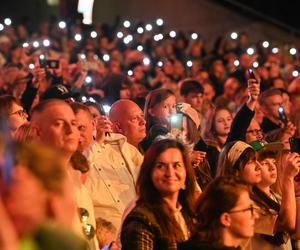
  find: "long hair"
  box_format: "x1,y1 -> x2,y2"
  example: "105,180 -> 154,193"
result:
144,88 -> 175,131
136,139 -> 196,242
216,141 -> 256,178
203,106 -> 232,150
0,95 -> 21,119
195,176 -> 250,243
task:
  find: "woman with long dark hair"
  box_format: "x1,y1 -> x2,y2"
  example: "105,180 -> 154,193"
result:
121,139 -> 197,250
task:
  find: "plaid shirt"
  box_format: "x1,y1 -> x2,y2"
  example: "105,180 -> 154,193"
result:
121,205 -> 178,250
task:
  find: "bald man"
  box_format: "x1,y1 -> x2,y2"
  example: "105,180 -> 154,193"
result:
109,100 -> 146,149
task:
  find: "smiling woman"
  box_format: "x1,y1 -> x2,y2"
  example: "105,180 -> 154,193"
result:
121,139 -> 197,250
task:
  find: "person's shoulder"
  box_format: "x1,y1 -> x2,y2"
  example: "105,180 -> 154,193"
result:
179,239 -> 240,250
34,223 -> 88,250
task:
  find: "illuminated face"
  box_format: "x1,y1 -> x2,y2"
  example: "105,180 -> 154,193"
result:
241,159 -> 262,185
227,191 -> 256,241
245,119 -> 263,143
259,157 -> 277,187
8,102 -> 28,136
214,109 -> 233,136
151,148 -> 186,198
36,103 -> 79,154
264,94 -> 283,119
118,102 -> 146,146
75,110 -> 95,151
149,95 -> 176,122
184,92 -> 203,113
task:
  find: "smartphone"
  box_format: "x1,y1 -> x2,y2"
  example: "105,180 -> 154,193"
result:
289,137 -> 300,181
289,137 -> 300,154
248,68 -> 256,80
170,113 -> 183,130
278,106 -> 288,126
47,60 -> 59,69
39,55 -> 47,68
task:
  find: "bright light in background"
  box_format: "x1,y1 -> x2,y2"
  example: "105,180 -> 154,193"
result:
123,20 -> 131,28
85,76 -> 92,84
143,57 -> 150,66
137,27 -> 144,34
272,47 -> 279,54
253,61 -> 259,68
154,34 -> 164,41
234,59 -> 239,67
89,97 -> 96,103
127,70 -> 133,76
157,61 -> 163,67
80,54 -> 86,60
22,42 -> 29,48
145,24 -> 153,31
262,41 -> 269,48
117,31 -> 124,38
169,31 -> 176,38
230,32 -> 238,40
90,31 -> 97,38
58,21 -> 66,29
39,54 -> 45,60
29,63 -> 35,70
103,105 -> 111,114
77,0 -> 94,25
74,34 -> 82,41
123,35 -> 133,44
191,33 -> 198,40
33,41 -> 40,48
137,45 -> 143,51
81,96 -> 87,102
156,18 -> 164,26
292,70 -> 299,77
43,39 -> 50,47
247,47 -> 255,55
103,54 -> 110,62
290,48 -> 297,55
0,23 -> 4,31
4,18 -> 12,26
186,60 -> 193,67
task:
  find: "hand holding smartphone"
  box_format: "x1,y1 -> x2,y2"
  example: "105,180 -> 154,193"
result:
289,137 -> 300,181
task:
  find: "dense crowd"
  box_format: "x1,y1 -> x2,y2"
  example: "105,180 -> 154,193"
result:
1,15 -> 300,250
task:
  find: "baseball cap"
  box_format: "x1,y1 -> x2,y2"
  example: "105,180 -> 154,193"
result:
249,140 -> 283,158
41,84 -> 80,101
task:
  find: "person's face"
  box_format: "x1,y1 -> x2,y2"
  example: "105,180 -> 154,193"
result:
87,105 -> 101,120
245,119 -> 264,143
118,103 -> 146,146
282,93 -> 291,116
75,110 -> 95,151
184,92 -> 203,113
259,157 -> 277,187
35,103 -> 79,154
214,109 -> 232,136
241,159 -> 262,184
203,84 -> 216,101
120,87 -> 131,99
264,94 -> 283,119
151,148 -> 186,198
149,95 -> 176,121
130,83 -> 147,98
224,78 -> 240,98
226,190 -> 257,241
8,102 -> 28,136
3,166 -> 47,236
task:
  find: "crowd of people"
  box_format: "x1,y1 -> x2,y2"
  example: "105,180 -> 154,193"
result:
1,14 -> 300,250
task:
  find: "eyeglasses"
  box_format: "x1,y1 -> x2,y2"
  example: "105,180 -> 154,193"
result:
246,129 -> 263,136
229,204 -> 258,216
10,109 -> 27,117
